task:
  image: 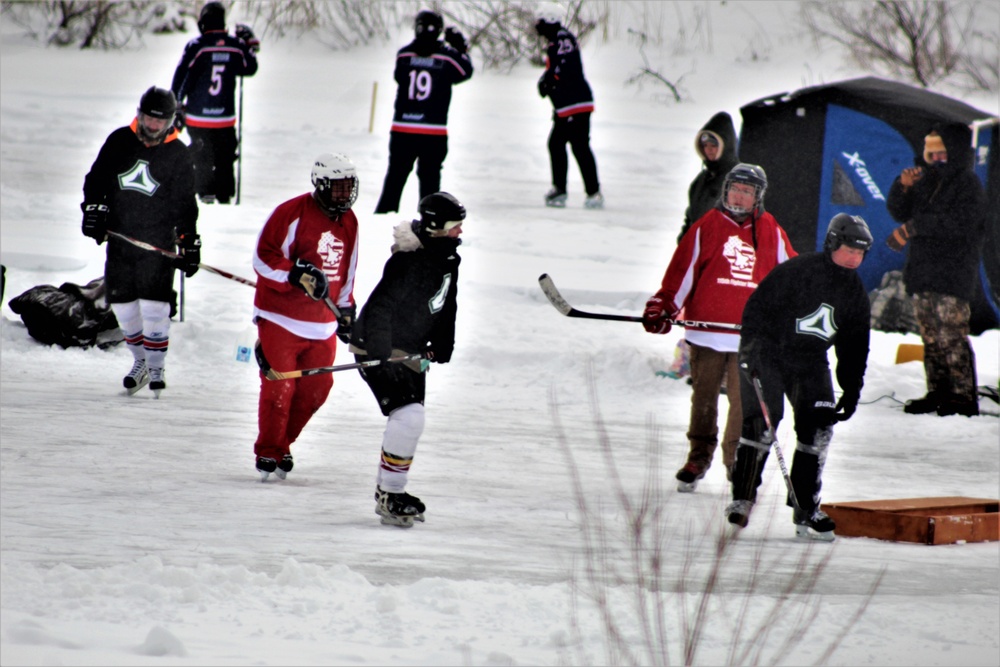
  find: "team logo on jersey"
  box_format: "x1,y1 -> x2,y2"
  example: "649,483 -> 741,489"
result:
722,235 -> 756,281
428,273 -> 452,314
318,231 -> 345,278
796,304 -> 838,340
118,160 -> 159,195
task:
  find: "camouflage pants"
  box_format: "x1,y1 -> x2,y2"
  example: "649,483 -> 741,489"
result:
912,292 -> 977,402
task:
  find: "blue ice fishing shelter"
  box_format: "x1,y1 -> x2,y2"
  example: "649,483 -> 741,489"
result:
738,76 -> 999,334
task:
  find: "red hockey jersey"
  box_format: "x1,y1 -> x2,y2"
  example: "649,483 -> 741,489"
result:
252,193 -> 359,340
655,208 -> 796,352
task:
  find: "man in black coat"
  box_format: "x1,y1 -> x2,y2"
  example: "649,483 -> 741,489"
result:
726,214 -> 873,541
82,86 -> 200,396
886,123 -> 987,417
351,192 -> 465,526
678,111 -> 740,242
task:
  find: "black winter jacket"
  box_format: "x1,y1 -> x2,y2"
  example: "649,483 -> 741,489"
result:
352,231 -> 460,361
885,123 -> 987,301
740,252 -> 870,397
679,111 -> 740,241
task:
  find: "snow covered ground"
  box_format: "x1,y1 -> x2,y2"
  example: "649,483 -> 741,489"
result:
1,3 -> 998,665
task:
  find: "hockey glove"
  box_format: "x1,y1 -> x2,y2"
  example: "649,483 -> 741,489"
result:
833,388 -> 861,422
235,24 -> 260,53
642,295 -> 675,334
886,221 -> 914,252
537,75 -> 552,98
425,346 -> 452,364
336,305 -> 355,345
444,27 -> 468,54
174,104 -> 186,131
174,232 -> 201,277
738,340 -> 763,381
81,203 -> 109,245
288,259 -> 329,301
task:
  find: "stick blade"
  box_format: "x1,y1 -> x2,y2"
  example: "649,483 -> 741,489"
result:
538,273 -> 573,316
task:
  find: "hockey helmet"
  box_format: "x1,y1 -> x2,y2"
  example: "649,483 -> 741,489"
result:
535,2 -> 563,38
198,2 -> 226,33
824,213 -> 873,254
414,10 -> 443,41
721,163 -> 767,216
136,86 -> 177,144
416,192 -> 466,237
311,153 -> 359,217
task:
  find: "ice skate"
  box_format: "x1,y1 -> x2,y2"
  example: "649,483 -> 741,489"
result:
123,359 -> 149,396
274,454 -> 294,480
256,456 -> 277,482
794,508 -> 836,542
375,486 -> 426,527
148,367 -> 166,398
726,499 -> 753,528
675,462 -> 706,493
583,192 -> 604,209
544,188 -> 567,208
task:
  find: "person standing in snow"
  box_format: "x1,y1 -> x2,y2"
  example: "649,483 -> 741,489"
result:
171,1 -> 259,205
535,4 -> 603,209
250,153 -> 360,481
643,164 -> 796,492
350,192 -> 466,526
82,86 -> 199,397
373,10 -> 473,215
726,214 -> 873,540
885,123 -> 987,418
678,112 -> 740,243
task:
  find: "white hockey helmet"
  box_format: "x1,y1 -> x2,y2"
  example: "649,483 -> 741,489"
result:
311,153 -> 359,216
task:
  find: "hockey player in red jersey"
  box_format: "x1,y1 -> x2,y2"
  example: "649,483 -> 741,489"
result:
250,153 -> 360,481
643,164 -> 796,492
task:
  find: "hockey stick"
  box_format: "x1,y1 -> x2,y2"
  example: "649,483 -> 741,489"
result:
263,353 -> 423,381
538,273 -> 741,330
749,374 -> 802,513
107,231 -> 258,288
235,75 -> 243,205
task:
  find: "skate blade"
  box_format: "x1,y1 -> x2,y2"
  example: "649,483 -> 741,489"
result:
124,378 -> 150,396
274,469 -> 288,480
676,480 -> 700,493
379,514 -> 415,528
152,389 -> 162,400
795,525 -> 836,542
258,471 -> 271,482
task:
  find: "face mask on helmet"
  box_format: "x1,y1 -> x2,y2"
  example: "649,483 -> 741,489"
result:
721,163 -> 767,216
136,86 -> 176,144
311,153 -> 359,217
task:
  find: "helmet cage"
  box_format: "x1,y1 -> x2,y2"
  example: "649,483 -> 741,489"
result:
311,153 -> 359,216
722,164 -> 767,216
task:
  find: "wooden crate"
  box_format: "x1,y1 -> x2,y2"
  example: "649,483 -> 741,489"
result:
820,497 -> 999,545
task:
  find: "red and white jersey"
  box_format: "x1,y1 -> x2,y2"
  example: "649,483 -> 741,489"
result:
655,208 -> 796,352
252,193 -> 359,340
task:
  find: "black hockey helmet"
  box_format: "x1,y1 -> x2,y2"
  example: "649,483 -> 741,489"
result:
535,2 -> 563,38
416,192 -> 466,237
414,10 -> 443,41
721,163 -> 767,216
198,1 -> 226,33
824,213 -> 873,254
136,86 -> 177,144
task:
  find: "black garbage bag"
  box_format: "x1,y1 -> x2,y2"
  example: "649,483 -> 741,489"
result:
8,277 -> 122,348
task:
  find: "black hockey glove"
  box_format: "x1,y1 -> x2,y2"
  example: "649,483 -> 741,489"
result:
288,259 -> 329,301
444,27 -> 468,54
425,346 -> 452,364
235,24 -> 260,53
175,232 -> 201,277
81,203 -> 109,245
833,388 -> 861,422
738,339 -> 763,380
336,305 -> 355,345
537,74 -> 552,98
174,104 -> 186,131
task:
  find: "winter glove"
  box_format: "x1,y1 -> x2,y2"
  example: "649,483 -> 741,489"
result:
886,221 -> 914,252
642,295 -> 675,334
81,203 -> 109,245
537,74 -> 552,98
444,27 -> 468,54
738,339 -> 763,381
832,388 -> 861,422
336,304 -> 355,345
173,104 -> 186,131
288,259 -> 329,301
235,24 -> 260,53
175,232 -> 201,277
425,346 -> 452,364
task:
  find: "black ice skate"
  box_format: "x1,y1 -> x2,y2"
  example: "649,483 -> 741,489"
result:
256,456 -> 277,482
375,486 -> 426,527
676,462 -> 706,493
123,359 -> 150,396
726,499 -> 753,528
275,454 -> 294,480
544,188 -> 567,208
794,508 -> 836,542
